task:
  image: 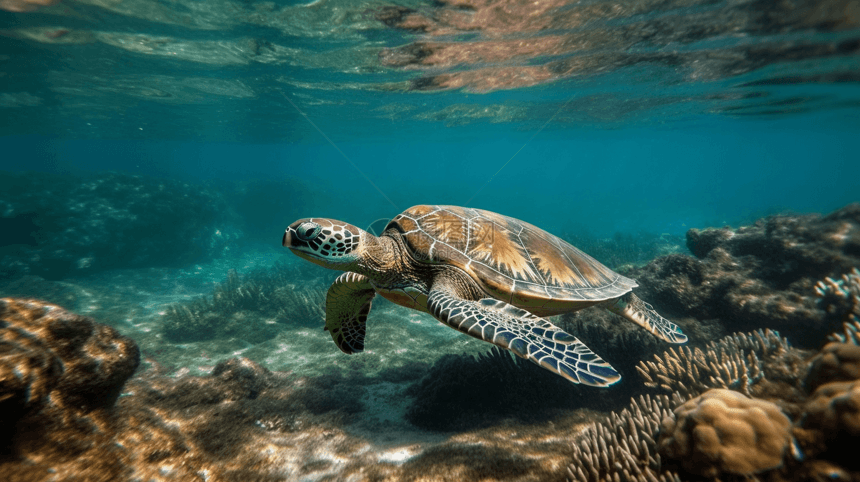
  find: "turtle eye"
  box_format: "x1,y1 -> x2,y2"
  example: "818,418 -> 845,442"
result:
296,222 -> 322,241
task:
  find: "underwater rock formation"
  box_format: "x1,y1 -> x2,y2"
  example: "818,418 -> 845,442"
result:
0,298 -> 139,451
0,297 -> 365,480
657,389 -> 793,477
629,204 -> 860,347
0,172 -> 239,280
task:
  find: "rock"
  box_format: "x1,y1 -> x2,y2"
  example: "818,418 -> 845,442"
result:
0,298 -> 139,452
629,204 -> 860,346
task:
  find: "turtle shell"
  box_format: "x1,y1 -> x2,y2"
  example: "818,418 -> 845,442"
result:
386,205 -> 637,312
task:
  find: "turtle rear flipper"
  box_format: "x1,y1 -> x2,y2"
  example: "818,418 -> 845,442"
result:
427,287 -> 621,387
605,293 -> 687,344
325,272 -> 376,354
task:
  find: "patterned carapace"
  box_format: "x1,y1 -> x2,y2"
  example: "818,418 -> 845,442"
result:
386,205 -> 636,311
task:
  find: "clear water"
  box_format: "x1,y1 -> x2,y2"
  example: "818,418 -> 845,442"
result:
2,0 -> 859,235
0,0 -> 859,477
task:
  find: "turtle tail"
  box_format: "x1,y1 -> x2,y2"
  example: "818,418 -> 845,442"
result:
606,293 -> 687,344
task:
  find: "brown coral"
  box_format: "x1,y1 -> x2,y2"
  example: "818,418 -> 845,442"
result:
636,329 -> 790,398
567,392 -> 686,482
802,380 -> 860,439
805,342 -> 860,390
657,389 -> 794,477
0,297 -> 139,414
817,268 -> 860,345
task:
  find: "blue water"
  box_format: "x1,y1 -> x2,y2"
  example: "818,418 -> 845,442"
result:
3,113 -> 858,237
0,0 -> 858,264
1,2 -> 860,479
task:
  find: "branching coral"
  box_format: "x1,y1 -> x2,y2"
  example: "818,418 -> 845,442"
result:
828,320 -> 860,345
567,392 -> 686,482
568,330 -> 806,482
635,329 -> 790,398
657,389 -> 794,477
816,268 -> 860,345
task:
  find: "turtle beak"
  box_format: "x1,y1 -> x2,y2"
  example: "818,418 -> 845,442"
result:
282,229 -> 292,247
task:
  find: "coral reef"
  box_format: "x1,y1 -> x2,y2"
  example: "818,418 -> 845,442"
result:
162,262 -> 326,343
816,268 -> 860,345
657,389 -> 793,477
802,380 -> 860,440
629,204 -> 860,347
565,268 -> 858,482
567,392 -> 683,482
805,342 -> 860,390
0,298 -> 139,450
635,329 -> 797,398
1,297 -> 587,481
567,323 -> 860,482
0,171 -> 239,280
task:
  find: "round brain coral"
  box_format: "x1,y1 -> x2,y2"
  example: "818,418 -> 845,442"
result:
802,380 -> 860,438
657,389 -> 793,477
805,343 -> 860,390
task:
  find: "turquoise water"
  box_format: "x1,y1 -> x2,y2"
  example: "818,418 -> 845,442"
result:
1,1 -> 859,479
1,0 -> 858,236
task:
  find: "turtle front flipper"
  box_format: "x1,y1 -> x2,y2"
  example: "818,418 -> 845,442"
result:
325,272 -> 376,354
427,288 -> 621,387
605,293 -> 687,344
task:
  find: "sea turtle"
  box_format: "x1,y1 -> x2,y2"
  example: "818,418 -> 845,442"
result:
283,205 -> 687,387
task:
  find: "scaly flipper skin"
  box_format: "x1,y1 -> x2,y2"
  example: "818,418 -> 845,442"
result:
325,272 -> 376,354
427,286 -> 621,387
605,293 -> 688,344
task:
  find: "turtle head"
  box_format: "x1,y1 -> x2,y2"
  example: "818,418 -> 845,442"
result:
283,218 -> 367,270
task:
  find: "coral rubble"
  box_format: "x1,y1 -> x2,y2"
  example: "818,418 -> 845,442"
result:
629,204 -> 860,347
